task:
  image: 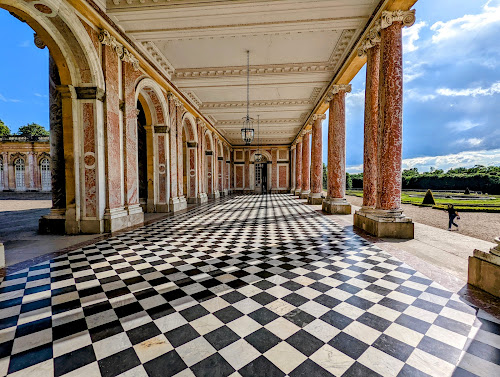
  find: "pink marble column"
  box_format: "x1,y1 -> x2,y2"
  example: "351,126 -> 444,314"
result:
362,44 -> 380,208
377,21 -> 404,211
323,85 -> 352,214
176,101 -> 185,202
308,114 -> 325,204
300,131 -> 311,198
294,140 -> 302,195
271,148 -> 278,192
244,150 -> 250,191
167,93 -> 178,206
290,147 -> 296,193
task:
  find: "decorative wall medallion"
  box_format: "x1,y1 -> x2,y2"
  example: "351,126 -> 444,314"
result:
84,152 -> 96,169
158,164 -> 166,174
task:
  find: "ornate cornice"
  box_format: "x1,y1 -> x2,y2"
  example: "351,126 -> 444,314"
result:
201,99 -> 311,109
173,97 -> 184,108
357,20 -> 381,57
182,91 -> 202,109
328,29 -> 357,64
141,41 -> 175,79
98,29 -> 139,70
312,114 -> 327,121
380,10 -> 416,29
324,84 -> 352,102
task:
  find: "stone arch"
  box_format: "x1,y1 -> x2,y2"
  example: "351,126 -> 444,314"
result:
2,0 -> 107,234
135,78 -> 169,127
182,113 -> 199,202
134,78 -> 170,213
251,150 -> 272,193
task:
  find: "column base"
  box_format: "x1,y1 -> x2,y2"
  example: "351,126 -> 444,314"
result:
294,189 -> 302,196
156,203 -> 170,213
214,190 -> 220,199
299,190 -> 310,199
223,189 -> 228,196
307,192 -> 323,205
468,239 -> 500,298
39,208 -> 66,235
170,197 -> 187,212
197,193 -> 208,203
353,208 -> 414,239
103,207 -> 131,233
322,197 -> 352,215
127,204 -> 145,227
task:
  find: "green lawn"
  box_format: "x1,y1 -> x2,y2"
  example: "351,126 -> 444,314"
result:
345,190 -> 500,212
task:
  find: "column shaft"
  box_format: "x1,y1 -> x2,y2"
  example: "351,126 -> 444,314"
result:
328,93 -> 346,199
309,116 -> 323,202
363,45 -> 380,208
294,141 -> 302,195
377,22 -> 403,210
300,132 -> 311,198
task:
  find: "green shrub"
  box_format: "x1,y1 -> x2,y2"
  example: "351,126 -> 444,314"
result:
422,189 -> 436,205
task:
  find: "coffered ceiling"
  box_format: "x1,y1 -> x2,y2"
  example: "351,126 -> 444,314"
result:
107,0 -> 381,145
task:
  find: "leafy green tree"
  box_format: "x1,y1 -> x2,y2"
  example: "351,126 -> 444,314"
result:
0,120 -> 10,136
17,123 -> 49,137
346,172 -> 353,190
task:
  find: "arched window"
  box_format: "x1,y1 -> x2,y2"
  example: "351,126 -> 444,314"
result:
40,158 -> 51,191
15,158 -> 25,190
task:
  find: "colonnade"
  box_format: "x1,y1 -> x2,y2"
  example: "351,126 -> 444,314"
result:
290,10 -> 416,239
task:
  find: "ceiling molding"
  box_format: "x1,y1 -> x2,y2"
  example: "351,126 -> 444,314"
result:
182,90 -> 203,109
140,41 -> 175,79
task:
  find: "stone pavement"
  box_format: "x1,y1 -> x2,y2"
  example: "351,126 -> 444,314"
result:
0,194 -> 498,377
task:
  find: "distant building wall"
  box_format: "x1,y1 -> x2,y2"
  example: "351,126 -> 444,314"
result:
0,136 -> 51,192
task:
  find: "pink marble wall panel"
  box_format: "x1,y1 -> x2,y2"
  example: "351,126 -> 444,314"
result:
103,45 -> 121,210
272,149 -> 278,189
207,155 -> 213,195
377,22 -> 404,210
279,165 -> 287,188
295,141 -> 302,190
83,102 -> 96,217
158,135 -> 166,203
144,89 -> 165,125
236,151 -> 243,160
123,62 -> 141,207
363,45 -> 380,208
230,151 -> 234,189
279,150 -> 288,160
235,165 -> 243,188
244,150 -> 250,189
310,118 -> 323,194
189,149 -> 196,197
301,134 -> 310,192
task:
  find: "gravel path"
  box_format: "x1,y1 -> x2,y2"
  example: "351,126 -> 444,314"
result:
347,195 -> 500,242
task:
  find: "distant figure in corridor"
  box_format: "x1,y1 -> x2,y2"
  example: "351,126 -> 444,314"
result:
447,204 -> 460,231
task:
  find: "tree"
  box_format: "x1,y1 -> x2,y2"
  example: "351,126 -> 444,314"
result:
17,123 -> 49,137
346,172 -> 353,190
0,119 -> 10,136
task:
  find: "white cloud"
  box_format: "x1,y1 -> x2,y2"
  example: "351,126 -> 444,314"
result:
405,88 -> 436,102
456,137 -> 483,146
34,93 -> 48,98
403,21 -> 426,52
0,93 -> 21,103
18,40 -> 30,48
437,81 -> 500,97
347,149 -> 500,173
431,1 -> 500,44
446,119 -> 482,131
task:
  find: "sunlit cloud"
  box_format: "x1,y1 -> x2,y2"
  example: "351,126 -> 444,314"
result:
403,21 -> 426,52
0,93 -> 21,103
446,119 -> 482,132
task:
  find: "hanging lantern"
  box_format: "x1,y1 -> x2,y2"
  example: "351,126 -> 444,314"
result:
241,50 -> 255,145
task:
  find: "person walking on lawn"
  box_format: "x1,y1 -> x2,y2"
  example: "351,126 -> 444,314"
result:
447,204 -> 460,231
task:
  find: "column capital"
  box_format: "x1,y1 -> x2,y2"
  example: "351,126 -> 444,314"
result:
380,9 -> 416,29
312,114 -> 327,121
291,145 -> 296,150
357,20 -> 381,57
302,129 -> 312,136
98,29 -> 139,70
325,84 -> 352,102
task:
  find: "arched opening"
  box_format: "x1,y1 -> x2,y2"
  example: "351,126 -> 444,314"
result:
137,100 -> 148,211
255,157 -> 269,194
218,142 -> 224,195
0,156 -> 3,189
40,158 -> 51,191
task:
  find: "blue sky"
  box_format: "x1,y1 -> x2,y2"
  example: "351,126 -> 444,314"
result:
1,2 -> 499,172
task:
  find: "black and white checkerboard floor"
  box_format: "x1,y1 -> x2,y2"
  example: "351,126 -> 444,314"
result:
0,194 -> 499,377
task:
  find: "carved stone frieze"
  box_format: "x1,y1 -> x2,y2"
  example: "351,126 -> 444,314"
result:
34,33 -> 46,49
98,29 -> 139,70
312,114 -> 327,121
380,10 -> 416,29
